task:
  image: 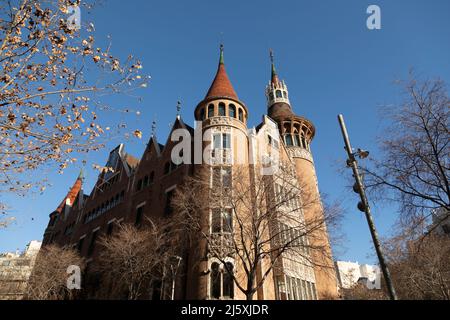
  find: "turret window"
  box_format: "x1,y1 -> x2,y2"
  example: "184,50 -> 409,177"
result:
283,91 -> 287,98
294,135 -> 301,147
213,133 -> 231,149
211,208 -> 232,234
238,109 -> 243,122
285,134 -> 293,146
229,104 -> 236,118
276,90 -> 282,98
218,103 -> 226,116
301,136 -> 307,149
200,108 -> 205,120
208,104 -> 215,118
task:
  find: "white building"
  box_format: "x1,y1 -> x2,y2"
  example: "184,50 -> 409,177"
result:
0,241 -> 42,300
335,261 -> 381,290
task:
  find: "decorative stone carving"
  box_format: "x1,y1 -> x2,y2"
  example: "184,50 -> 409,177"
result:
287,147 -> 314,163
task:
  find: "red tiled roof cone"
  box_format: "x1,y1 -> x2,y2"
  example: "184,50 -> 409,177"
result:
205,44 -> 238,100
55,170 -> 83,214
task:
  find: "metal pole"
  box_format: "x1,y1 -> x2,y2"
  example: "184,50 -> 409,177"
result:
171,256 -> 182,300
337,114 -> 398,300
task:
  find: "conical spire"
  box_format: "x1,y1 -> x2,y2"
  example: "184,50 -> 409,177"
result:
78,168 -> 84,180
204,44 -> 238,100
270,49 -> 280,85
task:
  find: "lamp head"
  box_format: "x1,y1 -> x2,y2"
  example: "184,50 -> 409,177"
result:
357,148 -> 370,159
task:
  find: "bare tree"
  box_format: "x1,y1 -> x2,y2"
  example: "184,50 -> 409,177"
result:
25,244 -> 84,300
364,74 -> 449,232
383,232 -> 450,300
0,0 -> 148,214
94,219 -> 181,300
341,282 -> 387,300
172,163 -> 341,300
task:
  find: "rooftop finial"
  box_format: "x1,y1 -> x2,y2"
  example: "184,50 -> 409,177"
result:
270,49 -> 277,76
219,44 -> 224,65
151,119 -> 157,137
176,100 -> 182,118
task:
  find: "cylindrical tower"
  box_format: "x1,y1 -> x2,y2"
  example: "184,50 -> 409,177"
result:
266,52 -> 339,299
187,45 -> 250,300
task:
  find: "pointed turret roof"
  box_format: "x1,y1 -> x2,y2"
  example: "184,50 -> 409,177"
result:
54,173 -> 83,214
205,45 -> 238,100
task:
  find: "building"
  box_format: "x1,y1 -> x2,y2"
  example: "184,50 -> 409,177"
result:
0,241 -> 42,300
42,47 -> 339,300
335,261 -> 381,290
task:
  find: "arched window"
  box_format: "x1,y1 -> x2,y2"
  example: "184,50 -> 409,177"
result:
208,104 -> 215,118
238,109 -> 243,122
283,91 -> 287,98
269,92 -> 274,100
143,175 -> 149,187
276,90 -> 282,98
301,136 -> 307,149
210,262 -> 221,299
199,108 -> 205,120
229,104 -> 236,118
285,134 -> 293,146
223,262 -> 234,298
218,102 -> 226,116
294,135 -> 301,147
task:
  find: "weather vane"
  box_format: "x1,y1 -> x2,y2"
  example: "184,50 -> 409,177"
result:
270,49 -> 274,63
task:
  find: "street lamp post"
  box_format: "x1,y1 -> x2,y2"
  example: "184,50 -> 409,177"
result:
337,114 -> 398,301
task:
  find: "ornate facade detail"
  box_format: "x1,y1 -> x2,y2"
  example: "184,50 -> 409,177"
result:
287,147 -> 314,163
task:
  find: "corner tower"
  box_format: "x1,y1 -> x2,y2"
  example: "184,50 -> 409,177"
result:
189,45 -> 251,300
266,51 -> 339,299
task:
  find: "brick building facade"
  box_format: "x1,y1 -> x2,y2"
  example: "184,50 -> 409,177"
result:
42,47 -> 339,300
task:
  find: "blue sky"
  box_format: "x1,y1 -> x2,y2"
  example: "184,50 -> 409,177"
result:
1,0 -> 449,264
